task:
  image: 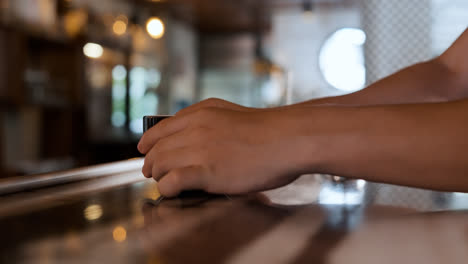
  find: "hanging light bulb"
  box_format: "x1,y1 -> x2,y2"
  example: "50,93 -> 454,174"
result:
146,17 -> 165,39
302,0 -> 314,19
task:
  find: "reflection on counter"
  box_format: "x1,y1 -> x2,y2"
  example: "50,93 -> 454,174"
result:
113,226 -> 127,243
84,204 -> 103,221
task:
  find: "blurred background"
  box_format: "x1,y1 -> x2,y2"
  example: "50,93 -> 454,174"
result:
0,0 -> 467,178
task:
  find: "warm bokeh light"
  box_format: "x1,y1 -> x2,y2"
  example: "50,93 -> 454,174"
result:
83,43 -> 103,59
64,231 -> 81,251
146,17 -> 165,39
113,20 -> 127,36
112,226 -> 127,242
84,204 -> 103,221
64,9 -> 88,37
143,182 -> 161,200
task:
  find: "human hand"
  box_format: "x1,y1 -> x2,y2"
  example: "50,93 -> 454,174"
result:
175,98 -> 255,117
138,107 -> 304,197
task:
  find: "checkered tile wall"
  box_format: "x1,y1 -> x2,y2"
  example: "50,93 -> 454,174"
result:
361,0 -> 433,85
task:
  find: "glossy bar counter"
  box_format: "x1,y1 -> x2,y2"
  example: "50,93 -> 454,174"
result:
1,159 -> 468,264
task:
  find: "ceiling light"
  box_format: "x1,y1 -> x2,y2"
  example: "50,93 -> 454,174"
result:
146,17 -> 165,39
83,43 -> 103,59
113,19 -> 127,36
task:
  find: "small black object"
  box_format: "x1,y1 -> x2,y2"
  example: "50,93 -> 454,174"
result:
143,115 -> 172,132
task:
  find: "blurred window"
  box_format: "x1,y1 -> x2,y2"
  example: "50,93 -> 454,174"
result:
111,65 -> 127,128
128,67 -> 160,134
319,28 -> 366,92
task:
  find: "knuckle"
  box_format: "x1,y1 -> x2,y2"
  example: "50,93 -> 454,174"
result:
205,97 -> 221,106
152,166 -> 161,180
141,167 -> 149,178
195,108 -> 208,117
190,127 -> 207,141
156,154 -> 168,170
139,143 -> 149,154
170,170 -> 183,186
152,156 -> 167,179
142,161 -> 149,175
159,182 -> 177,197
196,108 -> 218,122
142,155 -> 154,176
151,145 -> 164,160
153,137 -> 166,151
195,147 -> 210,164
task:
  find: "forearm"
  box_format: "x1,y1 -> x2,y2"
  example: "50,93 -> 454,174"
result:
284,99 -> 468,192
289,57 -> 468,107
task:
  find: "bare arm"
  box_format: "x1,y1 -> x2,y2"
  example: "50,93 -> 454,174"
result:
287,99 -> 468,192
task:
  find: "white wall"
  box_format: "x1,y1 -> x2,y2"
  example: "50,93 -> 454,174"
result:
199,34 -> 257,107
270,7 -> 361,103
432,0 -> 468,55
361,0 -> 433,85
167,19 -> 198,113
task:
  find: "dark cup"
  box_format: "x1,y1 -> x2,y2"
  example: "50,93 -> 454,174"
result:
143,115 -> 172,133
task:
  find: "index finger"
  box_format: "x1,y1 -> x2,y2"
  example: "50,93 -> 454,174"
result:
137,115 -> 188,154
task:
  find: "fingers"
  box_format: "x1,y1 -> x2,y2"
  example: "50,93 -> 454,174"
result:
139,98 -> 249,154
138,114 -> 188,154
157,166 -> 208,197
153,128 -> 195,154
139,100 -> 242,155
142,146 -> 158,178
150,147 -> 199,181
141,127 -> 205,178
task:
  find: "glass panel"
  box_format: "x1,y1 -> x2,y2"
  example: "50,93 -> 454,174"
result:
129,67 -> 160,134
111,65 -> 127,128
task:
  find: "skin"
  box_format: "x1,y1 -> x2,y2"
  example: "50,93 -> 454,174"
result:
138,28 -> 468,197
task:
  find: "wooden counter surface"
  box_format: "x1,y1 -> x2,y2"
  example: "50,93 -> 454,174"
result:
0,160 -> 467,263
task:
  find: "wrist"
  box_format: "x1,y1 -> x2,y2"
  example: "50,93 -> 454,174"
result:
262,108 -> 328,175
